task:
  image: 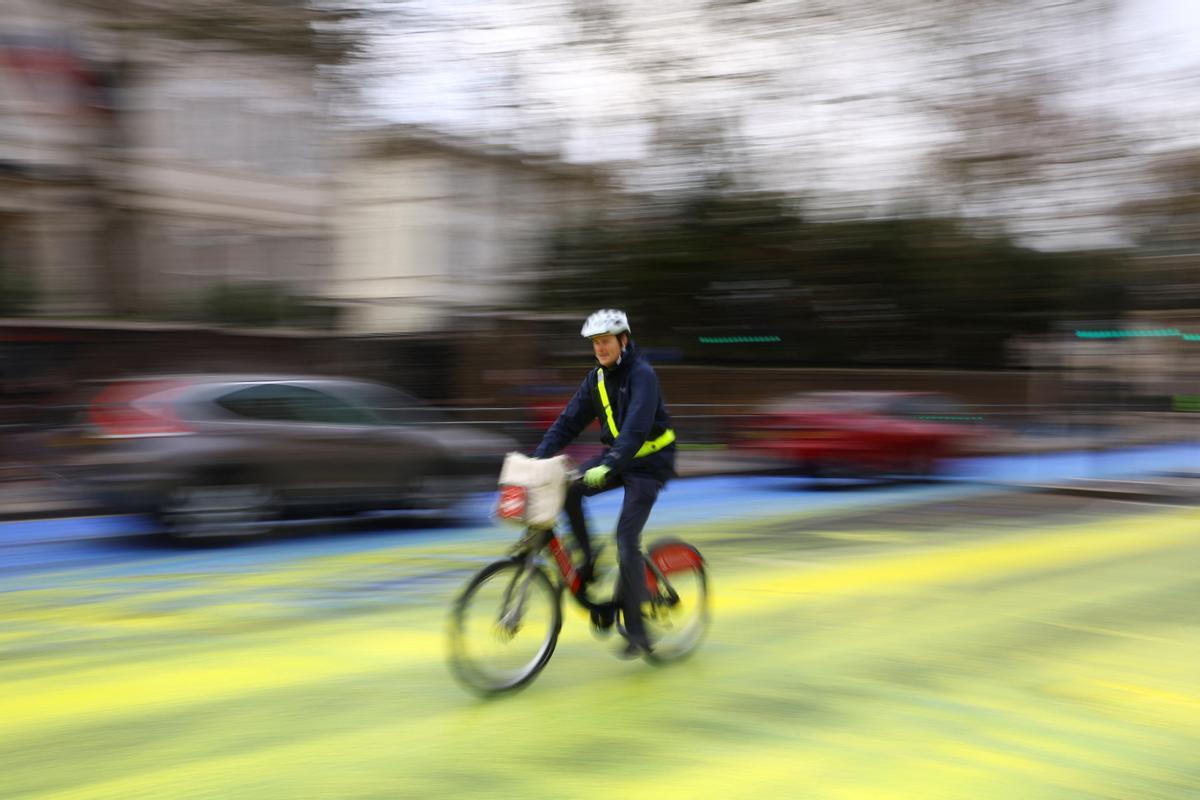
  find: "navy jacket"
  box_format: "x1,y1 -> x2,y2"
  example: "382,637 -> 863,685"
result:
534,342 -> 676,482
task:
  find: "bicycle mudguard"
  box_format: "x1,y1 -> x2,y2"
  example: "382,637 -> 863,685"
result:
645,539 -> 704,586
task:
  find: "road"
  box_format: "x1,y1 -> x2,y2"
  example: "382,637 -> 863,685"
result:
2,461 -> 1199,799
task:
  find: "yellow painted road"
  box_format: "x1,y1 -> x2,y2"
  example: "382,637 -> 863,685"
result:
2,495 -> 1199,799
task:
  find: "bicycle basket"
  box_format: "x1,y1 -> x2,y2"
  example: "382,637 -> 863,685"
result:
494,452 -> 573,528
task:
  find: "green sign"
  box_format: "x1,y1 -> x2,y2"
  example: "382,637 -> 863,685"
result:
698,336 -> 782,344
1173,395 -> 1200,412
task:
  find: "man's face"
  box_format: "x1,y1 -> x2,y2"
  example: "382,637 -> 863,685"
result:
591,334 -> 622,368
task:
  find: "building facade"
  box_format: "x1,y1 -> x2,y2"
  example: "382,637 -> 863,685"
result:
327,128 -> 613,335
0,0 -> 333,320
0,0 -> 112,315
105,38 -> 332,318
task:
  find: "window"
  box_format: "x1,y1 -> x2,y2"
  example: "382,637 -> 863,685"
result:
328,383 -> 444,426
216,384 -> 377,425
887,395 -> 971,423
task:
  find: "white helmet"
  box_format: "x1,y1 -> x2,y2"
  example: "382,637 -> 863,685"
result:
581,308 -> 631,339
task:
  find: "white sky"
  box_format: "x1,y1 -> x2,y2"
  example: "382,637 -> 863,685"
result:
360,0 -> 1200,246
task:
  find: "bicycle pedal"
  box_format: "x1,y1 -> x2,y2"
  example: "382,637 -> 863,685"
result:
590,605 -> 615,631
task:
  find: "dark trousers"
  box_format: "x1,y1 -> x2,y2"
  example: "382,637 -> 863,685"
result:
563,468 -> 663,645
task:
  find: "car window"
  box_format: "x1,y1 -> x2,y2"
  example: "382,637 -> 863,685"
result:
216,384 -> 378,425
328,383 -> 446,425
887,396 -> 973,422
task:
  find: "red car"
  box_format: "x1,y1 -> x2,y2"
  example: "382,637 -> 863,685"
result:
734,391 -> 984,477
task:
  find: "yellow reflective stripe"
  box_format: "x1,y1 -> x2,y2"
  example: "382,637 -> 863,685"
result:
596,368 -> 676,458
635,428 -> 676,457
596,368 -> 620,439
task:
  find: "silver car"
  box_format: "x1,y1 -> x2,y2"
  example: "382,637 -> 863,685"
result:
50,374 -> 515,537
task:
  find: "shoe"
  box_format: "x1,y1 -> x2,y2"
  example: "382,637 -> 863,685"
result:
617,639 -> 653,660
589,603 -> 615,634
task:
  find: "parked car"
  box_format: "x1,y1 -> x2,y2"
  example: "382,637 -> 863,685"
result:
47,375 -> 516,537
732,391 -> 985,477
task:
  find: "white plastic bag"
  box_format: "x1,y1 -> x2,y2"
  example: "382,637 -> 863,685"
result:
494,453 -> 573,529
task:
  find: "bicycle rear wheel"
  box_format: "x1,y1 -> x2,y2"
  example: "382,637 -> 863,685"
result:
642,539 -> 708,663
447,559 -> 562,695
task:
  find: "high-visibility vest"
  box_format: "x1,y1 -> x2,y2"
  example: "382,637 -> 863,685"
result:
595,368 -> 676,458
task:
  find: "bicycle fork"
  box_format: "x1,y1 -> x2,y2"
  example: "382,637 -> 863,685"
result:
497,550 -> 544,635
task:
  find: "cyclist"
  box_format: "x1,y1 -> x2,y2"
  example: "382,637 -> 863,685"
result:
533,309 -> 676,657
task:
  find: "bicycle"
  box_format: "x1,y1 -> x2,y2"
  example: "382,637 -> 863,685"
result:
447,504 -> 709,696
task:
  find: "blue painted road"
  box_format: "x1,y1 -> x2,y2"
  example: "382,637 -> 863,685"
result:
2,441 -> 1197,581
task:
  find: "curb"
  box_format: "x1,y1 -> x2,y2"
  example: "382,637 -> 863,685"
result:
0,503 -> 107,524
1015,480 -> 1200,506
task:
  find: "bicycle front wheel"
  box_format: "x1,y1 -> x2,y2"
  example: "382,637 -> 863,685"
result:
447,559 -> 562,695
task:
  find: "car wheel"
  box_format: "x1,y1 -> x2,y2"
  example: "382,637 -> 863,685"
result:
158,474 -> 281,539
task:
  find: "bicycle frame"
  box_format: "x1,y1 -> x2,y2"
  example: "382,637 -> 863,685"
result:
504,526 -> 683,621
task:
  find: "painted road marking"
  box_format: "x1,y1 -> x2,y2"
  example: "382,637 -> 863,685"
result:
1,499 -> 1197,799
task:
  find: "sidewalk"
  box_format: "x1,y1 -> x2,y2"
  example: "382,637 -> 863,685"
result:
0,480 -> 98,522
965,413 -> 1197,455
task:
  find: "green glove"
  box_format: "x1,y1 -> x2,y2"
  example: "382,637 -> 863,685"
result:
583,465 -> 611,488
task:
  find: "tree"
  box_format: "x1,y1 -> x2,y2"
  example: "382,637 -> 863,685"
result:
536,183 -> 1129,368
354,0 -> 1132,222
1118,147 -> 1200,310
1120,148 -> 1200,253
66,0 -> 366,64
